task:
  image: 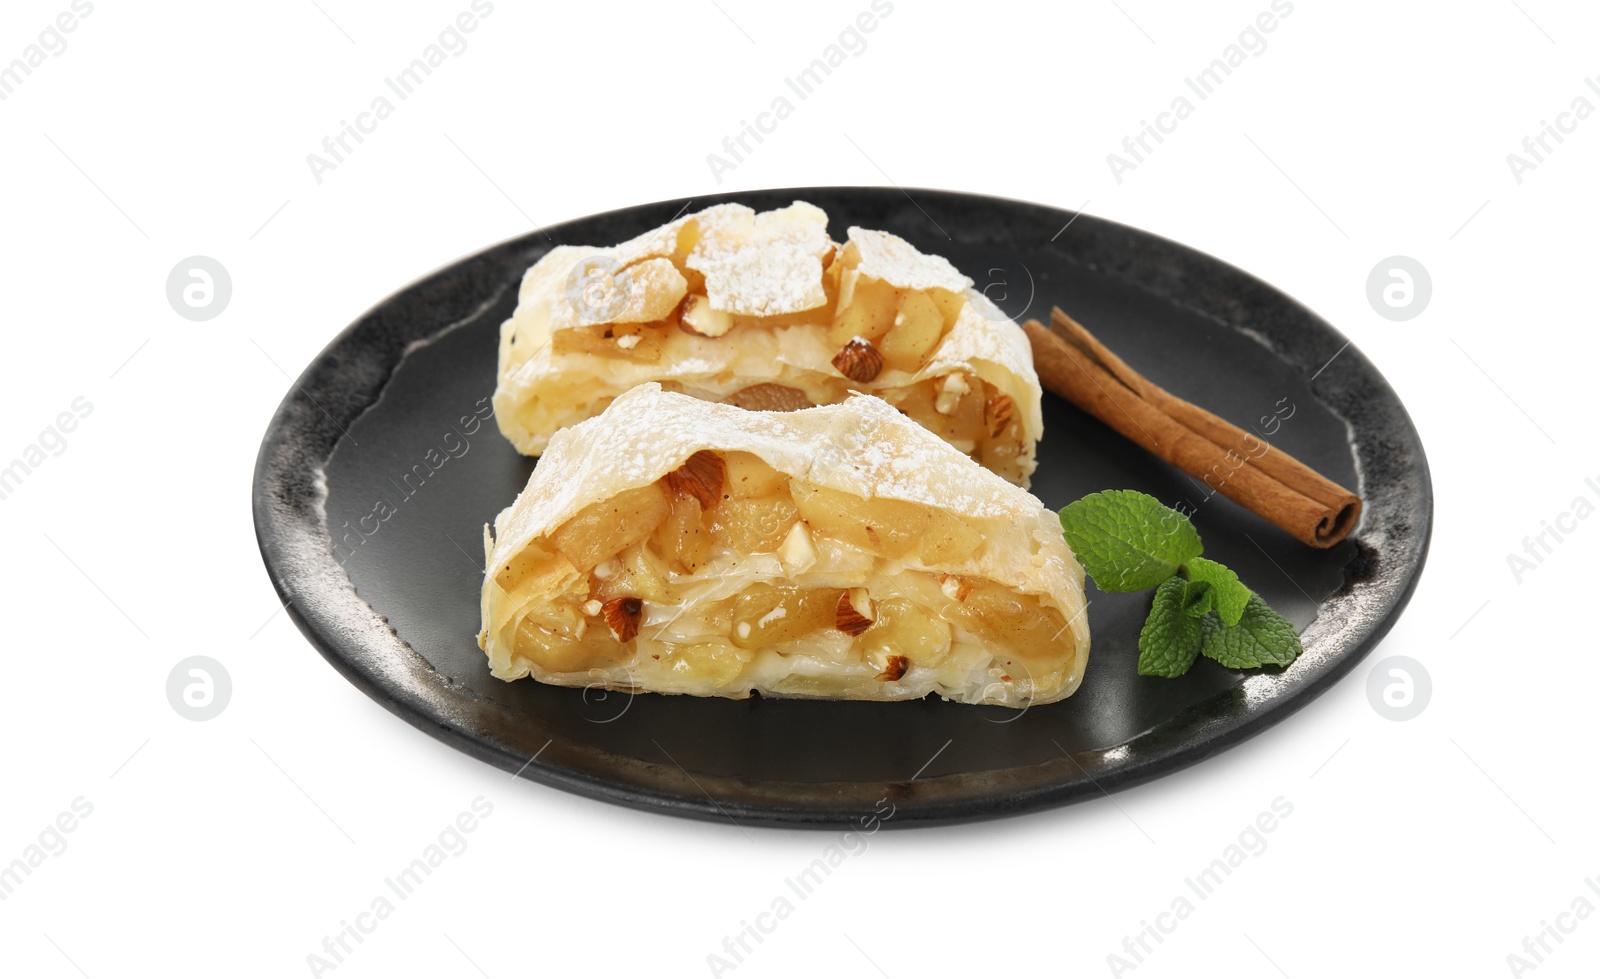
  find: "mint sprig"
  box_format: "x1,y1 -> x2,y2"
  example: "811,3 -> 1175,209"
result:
1059,490 -> 1203,591
1138,578 -> 1203,677
1059,491 -> 1303,678
1178,579 -> 1214,618
1185,557 -> 1250,626
1200,595 -> 1302,669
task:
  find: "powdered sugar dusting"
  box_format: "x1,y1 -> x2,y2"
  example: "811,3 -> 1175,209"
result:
847,227 -> 972,292
688,201 -> 832,315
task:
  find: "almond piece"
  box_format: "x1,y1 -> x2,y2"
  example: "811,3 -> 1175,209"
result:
602,596 -> 643,643
723,383 -> 815,412
939,574 -> 974,602
678,293 -> 734,338
835,590 -> 873,636
878,655 -> 909,681
664,450 -> 725,510
832,337 -> 884,383
935,371 -> 970,415
986,394 -> 1016,438
776,521 -> 817,574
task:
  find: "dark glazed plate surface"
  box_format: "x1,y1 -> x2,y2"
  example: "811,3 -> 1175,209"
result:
252,187 -> 1431,828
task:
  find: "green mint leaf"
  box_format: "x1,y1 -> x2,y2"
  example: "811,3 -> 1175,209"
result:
1180,579 -> 1214,618
1138,578 -> 1203,677
1060,490 -> 1203,592
1199,595 -> 1303,670
1184,557 -> 1251,626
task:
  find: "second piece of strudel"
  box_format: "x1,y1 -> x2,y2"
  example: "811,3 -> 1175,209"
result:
480,383 -> 1088,706
493,201 -> 1043,485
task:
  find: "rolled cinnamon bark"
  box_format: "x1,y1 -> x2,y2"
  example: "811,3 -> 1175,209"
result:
1024,308 -> 1361,548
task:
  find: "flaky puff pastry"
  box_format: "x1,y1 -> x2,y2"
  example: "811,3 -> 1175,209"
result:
493,201 -> 1043,485
480,384 -> 1088,707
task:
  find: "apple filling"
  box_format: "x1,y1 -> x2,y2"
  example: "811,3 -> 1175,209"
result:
498,450 -> 1070,697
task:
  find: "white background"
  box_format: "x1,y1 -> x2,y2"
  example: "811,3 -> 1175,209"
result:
2,1 -> 1596,976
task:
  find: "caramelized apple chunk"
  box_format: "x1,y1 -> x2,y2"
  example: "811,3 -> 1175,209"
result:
710,498 -> 799,556
649,490 -> 711,573
854,596 -> 951,668
664,642 -> 753,687
947,584 -> 1071,663
730,584 -> 836,650
514,618 -> 622,673
916,510 -> 984,565
493,540 -> 575,594
925,287 -> 965,326
722,451 -> 789,499
878,290 -> 945,373
550,322 -> 671,363
593,542 -> 672,604
550,483 -> 670,572
980,432 -> 1030,485
790,483 -> 931,559
892,377 -> 986,451
828,272 -> 900,347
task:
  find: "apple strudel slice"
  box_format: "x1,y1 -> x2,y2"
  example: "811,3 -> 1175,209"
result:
492,200 -> 1043,485
479,383 -> 1088,706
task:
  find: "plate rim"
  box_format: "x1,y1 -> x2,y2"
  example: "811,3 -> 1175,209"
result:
252,185 -> 1432,829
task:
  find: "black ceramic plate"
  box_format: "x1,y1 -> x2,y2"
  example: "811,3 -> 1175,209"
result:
253,187 -> 1430,829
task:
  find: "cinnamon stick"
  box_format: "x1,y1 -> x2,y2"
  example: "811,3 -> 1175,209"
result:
1024,307 -> 1361,548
